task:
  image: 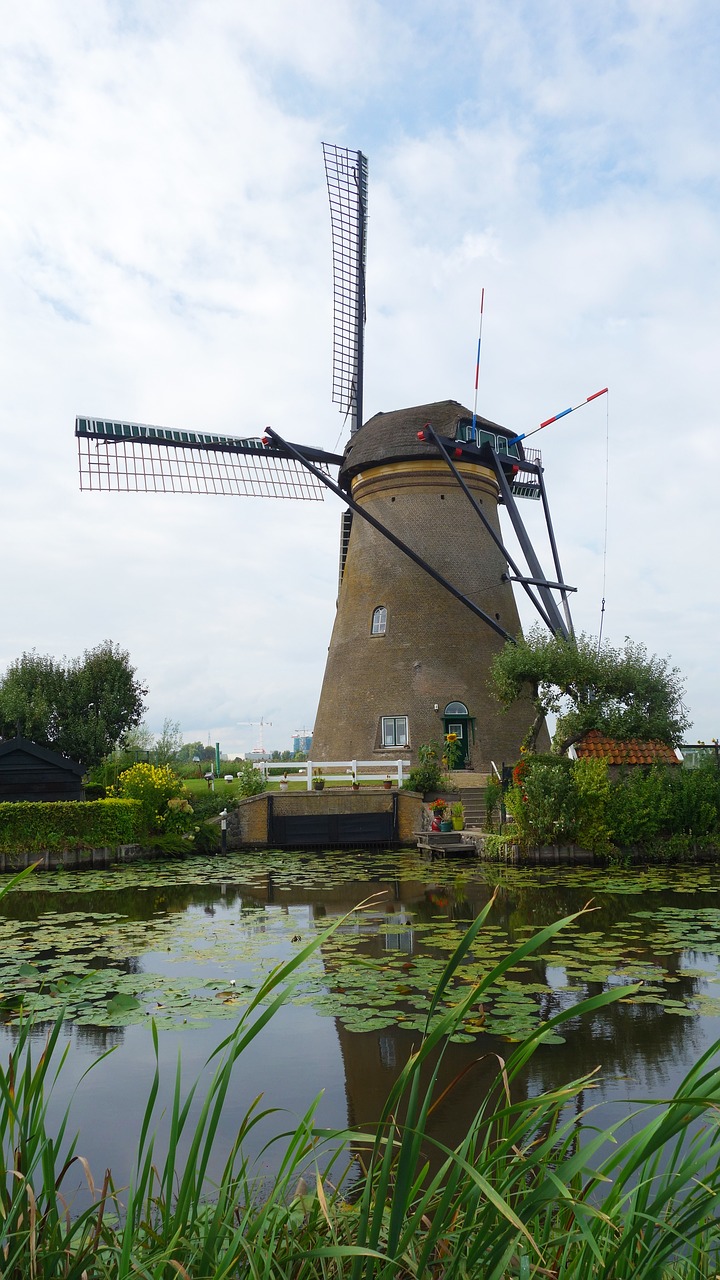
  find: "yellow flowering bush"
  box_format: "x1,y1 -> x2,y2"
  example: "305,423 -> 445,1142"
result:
109,762 -> 193,837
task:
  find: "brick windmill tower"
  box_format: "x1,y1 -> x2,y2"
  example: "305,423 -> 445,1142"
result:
311,397 -> 558,770
75,144 -> 574,770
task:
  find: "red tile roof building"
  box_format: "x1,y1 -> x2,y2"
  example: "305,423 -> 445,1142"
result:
571,729 -> 681,767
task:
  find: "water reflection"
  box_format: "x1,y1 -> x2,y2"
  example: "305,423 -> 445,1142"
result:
1,852 -> 720,1196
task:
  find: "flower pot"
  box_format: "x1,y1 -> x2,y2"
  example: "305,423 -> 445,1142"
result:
279,781 -> 288,792
313,779 -> 325,791
452,818 -> 465,831
431,817 -> 441,831
351,782 -> 360,791
383,780 -> 392,789
440,820 -> 453,832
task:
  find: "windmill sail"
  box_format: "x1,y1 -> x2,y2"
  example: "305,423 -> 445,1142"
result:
75,417 -> 340,500
322,143 -> 368,435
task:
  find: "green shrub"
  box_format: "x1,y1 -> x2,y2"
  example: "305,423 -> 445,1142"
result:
235,760 -> 266,797
607,763 -> 720,849
505,760 -> 579,846
505,756 -> 611,854
573,756 -> 612,854
506,755 -> 720,857
484,774 -> 502,830
109,762 -> 192,837
83,783 -> 107,801
0,798 -> 140,853
403,739 -> 456,795
184,789 -> 229,820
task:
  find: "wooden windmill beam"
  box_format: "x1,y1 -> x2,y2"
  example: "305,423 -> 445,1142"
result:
422,424 -> 561,636
487,451 -> 573,639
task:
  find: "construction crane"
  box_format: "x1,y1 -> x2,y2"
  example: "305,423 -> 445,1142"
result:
237,717 -> 273,755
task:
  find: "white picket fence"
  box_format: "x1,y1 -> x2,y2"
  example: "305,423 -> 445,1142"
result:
253,759 -> 411,791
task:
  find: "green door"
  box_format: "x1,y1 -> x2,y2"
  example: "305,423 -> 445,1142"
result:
443,702 -> 470,770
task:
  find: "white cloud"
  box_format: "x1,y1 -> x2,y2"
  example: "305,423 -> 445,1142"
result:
1,0 -> 719,754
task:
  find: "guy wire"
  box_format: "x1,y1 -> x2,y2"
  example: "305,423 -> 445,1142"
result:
597,390 -> 610,655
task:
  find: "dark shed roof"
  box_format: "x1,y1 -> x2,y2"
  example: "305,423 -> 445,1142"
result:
0,736 -> 85,803
339,400 -> 510,486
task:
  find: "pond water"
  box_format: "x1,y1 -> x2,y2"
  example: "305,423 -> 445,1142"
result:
3,849 -> 720,1200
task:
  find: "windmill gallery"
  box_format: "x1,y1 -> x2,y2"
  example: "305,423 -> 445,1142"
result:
74,145 -> 597,782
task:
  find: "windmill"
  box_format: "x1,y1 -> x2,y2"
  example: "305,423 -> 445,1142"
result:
75,143 -> 582,772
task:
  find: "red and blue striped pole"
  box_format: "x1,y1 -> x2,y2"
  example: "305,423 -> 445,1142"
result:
471,288 -> 485,440
508,387 -> 608,446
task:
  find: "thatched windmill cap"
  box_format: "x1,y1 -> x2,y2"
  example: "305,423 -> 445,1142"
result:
339,399 -> 511,486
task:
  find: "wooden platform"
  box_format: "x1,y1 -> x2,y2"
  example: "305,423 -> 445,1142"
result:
416,830 -> 478,858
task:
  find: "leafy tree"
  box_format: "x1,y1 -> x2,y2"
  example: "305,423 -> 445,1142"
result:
0,642 -> 148,768
0,653 -> 62,744
154,718 -> 183,765
489,627 -> 690,753
124,724 -> 155,756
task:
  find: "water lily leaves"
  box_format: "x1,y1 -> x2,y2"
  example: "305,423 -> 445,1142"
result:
3,851 -> 720,1044
106,992 -> 142,1016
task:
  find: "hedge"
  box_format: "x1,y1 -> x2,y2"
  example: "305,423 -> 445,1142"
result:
0,799 -> 141,854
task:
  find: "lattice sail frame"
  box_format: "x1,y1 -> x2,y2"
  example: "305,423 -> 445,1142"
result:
322,143 -> 368,435
75,418 -> 332,500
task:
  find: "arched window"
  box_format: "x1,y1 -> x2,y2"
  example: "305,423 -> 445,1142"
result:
444,701 -> 468,715
371,606 -> 387,636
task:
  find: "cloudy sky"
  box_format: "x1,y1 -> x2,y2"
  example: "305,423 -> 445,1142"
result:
1,0 -> 718,756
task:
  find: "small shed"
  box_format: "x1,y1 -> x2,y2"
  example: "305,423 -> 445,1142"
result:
568,730 -> 682,779
0,736 -> 85,802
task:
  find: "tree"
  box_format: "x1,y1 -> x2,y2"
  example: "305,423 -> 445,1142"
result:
0,652 -> 62,744
175,740 -> 205,764
0,641 -> 148,768
489,627 -> 690,754
154,718 -> 183,764
123,724 -> 155,758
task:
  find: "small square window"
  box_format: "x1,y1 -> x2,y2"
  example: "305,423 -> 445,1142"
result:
381,716 -> 408,747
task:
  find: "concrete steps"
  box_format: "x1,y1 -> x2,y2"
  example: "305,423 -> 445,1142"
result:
460,789 -> 487,829
445,771 -> 491,830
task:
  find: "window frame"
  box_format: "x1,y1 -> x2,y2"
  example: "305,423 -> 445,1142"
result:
381,715 -> 409,748
371,605 -> 387,636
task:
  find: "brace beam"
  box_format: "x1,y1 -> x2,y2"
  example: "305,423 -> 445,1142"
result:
265,427 -> 516,643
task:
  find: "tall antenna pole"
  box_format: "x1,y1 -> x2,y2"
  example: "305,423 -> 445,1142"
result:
471,287 -> 485,440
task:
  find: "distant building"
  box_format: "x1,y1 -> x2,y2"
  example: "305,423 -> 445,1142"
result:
244,750 -> 271,762
293,733 -> 313,755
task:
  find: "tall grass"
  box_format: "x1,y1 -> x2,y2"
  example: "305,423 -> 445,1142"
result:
2,870 -> 720,1277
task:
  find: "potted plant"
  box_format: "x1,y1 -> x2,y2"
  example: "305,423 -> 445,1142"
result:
313,770 -> 325,791
383,775 -> 393,789
351,779 -> 360,791
429,797 -> 446,830
451,800 -> 465,831
279,773 -> 289,792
